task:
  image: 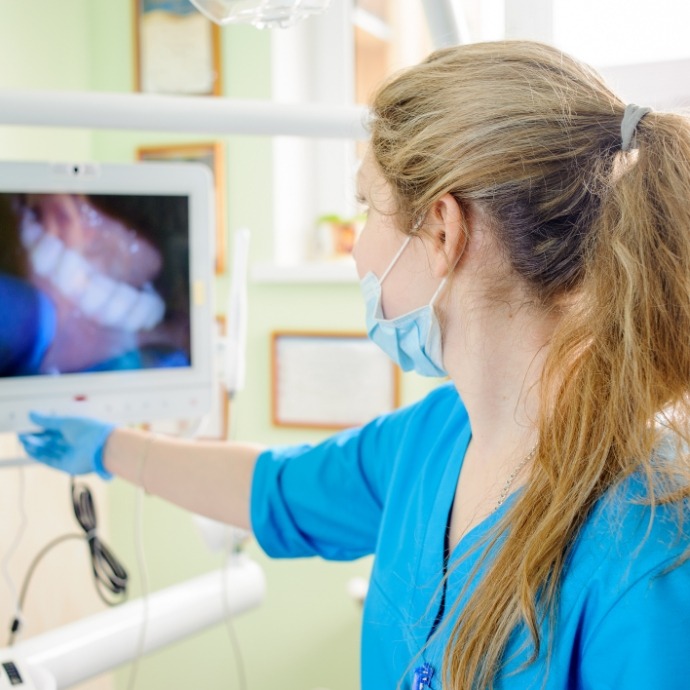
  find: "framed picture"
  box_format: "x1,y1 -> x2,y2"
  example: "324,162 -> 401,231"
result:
137,141 -> 227,273
132,0 -> 222,96
271,331 -> 400,430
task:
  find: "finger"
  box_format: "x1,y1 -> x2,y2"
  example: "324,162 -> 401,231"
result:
19,434 -> 69,461
18,432 -> 50,451
19,430 -> 66,446
28,411 -> 64,431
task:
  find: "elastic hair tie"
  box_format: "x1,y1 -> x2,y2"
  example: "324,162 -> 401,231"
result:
621,103 -> 653,152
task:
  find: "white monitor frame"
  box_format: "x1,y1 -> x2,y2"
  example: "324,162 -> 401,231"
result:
0,160 -> 215,432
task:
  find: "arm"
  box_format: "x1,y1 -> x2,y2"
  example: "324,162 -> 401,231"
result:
19,413 -> 264,532
104,428 -> 263,531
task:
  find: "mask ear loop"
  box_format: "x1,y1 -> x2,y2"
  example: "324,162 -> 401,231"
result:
428,275 -> 449,309
428,222 -> 467,309
379,236 -> 412,285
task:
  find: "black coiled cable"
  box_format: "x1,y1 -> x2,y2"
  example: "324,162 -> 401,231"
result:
7,478 -> 128,645
70,477 -> 128,606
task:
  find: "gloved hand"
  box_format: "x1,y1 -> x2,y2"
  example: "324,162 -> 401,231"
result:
19,412 -> 115,479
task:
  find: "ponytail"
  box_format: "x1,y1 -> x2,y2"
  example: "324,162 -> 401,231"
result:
445,109 -> 690,690
543,109 -> 690,499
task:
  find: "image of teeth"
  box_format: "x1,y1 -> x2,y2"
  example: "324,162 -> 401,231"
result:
141,291 -> 166,330
99,282 -> 141,328
31,233 -> 64,276
79,273 -> 118,317
20,215 -> 43,249
53,248 -> 93,299
121,290 -> 166,332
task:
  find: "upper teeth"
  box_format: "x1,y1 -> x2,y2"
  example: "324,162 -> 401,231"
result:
21,211 -> 166,333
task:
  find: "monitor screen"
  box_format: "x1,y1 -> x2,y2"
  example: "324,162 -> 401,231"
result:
0,161 -> 215,432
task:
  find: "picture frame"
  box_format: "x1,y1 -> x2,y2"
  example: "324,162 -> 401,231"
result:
271,331 -> 401,430
137,141 -> 227,273
132,0 -> 222,96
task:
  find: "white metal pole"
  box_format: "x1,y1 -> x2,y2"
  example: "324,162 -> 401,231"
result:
504,0 -> 554,43
0,89 -> 369,140
420,0 -> 462,48
7,555 -> 265,689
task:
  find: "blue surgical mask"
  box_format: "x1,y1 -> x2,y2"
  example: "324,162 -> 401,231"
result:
361,236 -> 448,377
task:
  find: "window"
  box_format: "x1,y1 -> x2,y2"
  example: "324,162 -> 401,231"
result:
353,0 -> 432,106
553,0 -> 690,67
264,0 -> 439,279
263,0 -> 690,280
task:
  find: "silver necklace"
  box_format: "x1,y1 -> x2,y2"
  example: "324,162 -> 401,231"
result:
494,446 -> 537,511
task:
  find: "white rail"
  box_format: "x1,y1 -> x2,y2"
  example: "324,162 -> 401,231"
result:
7,555 -> 265,689
0,89 -> 370,139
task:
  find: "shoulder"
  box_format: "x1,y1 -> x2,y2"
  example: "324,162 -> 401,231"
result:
331,381 -> 467,471
371,381 -> 466,434
595,471 -> 689,547
567,477 -> 690,685
554,475 -> 690,672
357,382 -> 468,463
576,473 -> 690,575
564,472 -> 690,628
255,382 -> 467,490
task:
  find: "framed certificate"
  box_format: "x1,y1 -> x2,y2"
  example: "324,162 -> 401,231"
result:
137,141 -> 227,273
272,331 -> 400,429
133,0 -> 222,96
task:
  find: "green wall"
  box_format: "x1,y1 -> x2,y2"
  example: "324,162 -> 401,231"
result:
0,3 -> 439,688
0,0 -> 92,160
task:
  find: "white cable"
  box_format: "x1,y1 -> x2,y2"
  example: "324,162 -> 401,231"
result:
124,415 -> 205,690
225,229 -> 251,395
220,551 -> 247,690
179,411 -> 249,690
1,466 -> 29,636
222,403 -> 247,690
124,437 -> 152,690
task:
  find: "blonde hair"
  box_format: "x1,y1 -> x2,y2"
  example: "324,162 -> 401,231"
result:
369,40 -> 690,689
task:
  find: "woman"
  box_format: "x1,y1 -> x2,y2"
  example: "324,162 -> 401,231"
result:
21,41 -> 690,689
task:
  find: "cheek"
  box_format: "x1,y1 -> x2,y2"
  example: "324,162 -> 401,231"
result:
353,214 -> 401,281
77,200 -> 163,285
111,236 -> 163,286
352,221 -> 373,280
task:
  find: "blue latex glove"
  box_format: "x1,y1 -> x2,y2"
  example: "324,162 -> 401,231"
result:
19,412 -> 115,479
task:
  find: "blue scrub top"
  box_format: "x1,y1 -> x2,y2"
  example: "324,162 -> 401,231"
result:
250,383 -> 690,689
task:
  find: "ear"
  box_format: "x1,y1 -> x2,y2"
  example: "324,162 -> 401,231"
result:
423,193 -> 468,279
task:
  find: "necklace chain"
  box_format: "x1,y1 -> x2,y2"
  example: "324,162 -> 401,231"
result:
494,446 -> 537,511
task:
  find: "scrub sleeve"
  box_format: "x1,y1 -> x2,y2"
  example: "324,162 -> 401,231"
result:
249,401 -> 407,561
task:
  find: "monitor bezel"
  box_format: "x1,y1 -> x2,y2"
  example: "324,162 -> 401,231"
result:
0,160 -> 215,432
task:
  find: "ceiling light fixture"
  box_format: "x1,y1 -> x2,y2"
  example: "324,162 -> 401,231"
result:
188,0 -> 331,28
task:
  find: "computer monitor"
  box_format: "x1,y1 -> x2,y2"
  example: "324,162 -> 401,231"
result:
0,160 -> 215,432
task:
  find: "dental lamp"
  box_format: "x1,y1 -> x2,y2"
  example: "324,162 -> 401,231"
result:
189,0 -> 331,28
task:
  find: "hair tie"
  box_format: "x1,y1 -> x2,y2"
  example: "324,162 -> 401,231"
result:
621,104 -> 653,152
